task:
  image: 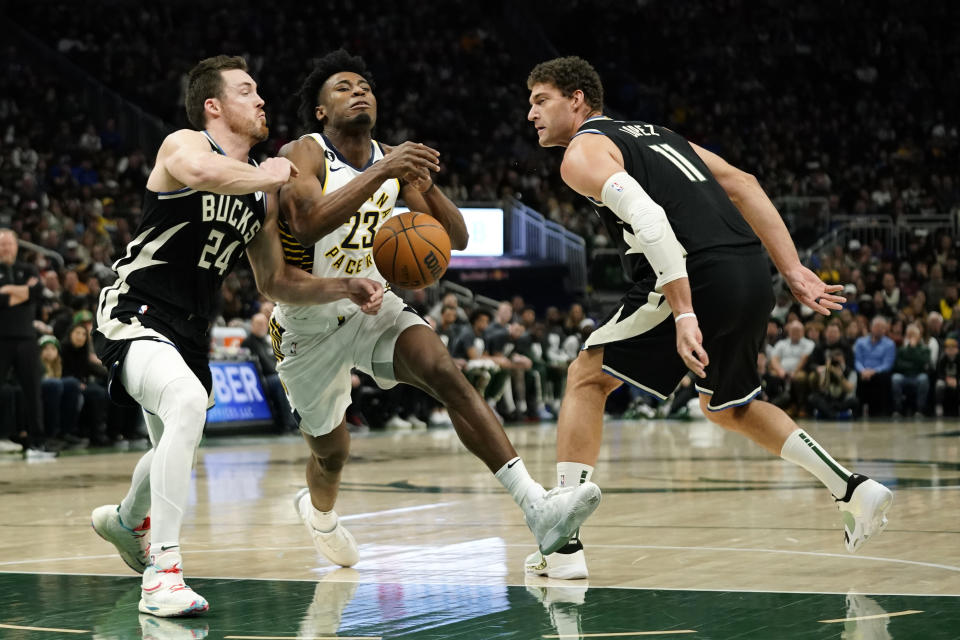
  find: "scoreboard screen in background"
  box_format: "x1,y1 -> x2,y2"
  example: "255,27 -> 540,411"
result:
207,361 -> 273,424
394,206 -> 503,256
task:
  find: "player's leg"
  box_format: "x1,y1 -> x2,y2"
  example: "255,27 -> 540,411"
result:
119,339 -> 210,616
555,347 -> 622,468
294,421 -> 358,567
388,322 -> 600,555
91,408 -> 160,574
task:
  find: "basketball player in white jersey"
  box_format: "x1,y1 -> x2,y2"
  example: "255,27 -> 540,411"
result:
274,49 -> 600,567
88,55 -> 384,617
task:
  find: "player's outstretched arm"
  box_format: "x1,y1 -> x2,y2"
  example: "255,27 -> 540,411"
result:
690,143 -> 844,315
152,129 -> 296,195
400,178 -> 468,250
246,191 -> 384,312
278,139 -> 440,247
562,134 -> 708,376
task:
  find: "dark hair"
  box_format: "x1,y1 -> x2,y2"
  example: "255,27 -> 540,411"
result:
527,56 -> 603,112
297,49 -> 374,131
185,55 -> 249,129
469,309 -> 492,325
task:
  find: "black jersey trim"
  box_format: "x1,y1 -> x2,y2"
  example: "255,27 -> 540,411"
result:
156,186 -> 192,196
202,130 -> 227,155
320,133 -> 377,171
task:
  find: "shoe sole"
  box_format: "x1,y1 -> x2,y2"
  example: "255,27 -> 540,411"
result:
845,484 -> 893,553
91,508 -> 147,574
524,563 -> 589,580
538,484 -> 601,555
138,598 -> 209,617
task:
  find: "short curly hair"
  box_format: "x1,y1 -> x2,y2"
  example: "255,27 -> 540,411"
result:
297,49 -> 374,131
527,56 -> 603,112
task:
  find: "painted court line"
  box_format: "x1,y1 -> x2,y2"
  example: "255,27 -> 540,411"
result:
0,622 -> 88,634
544,632 -> 696,638
820,609 -> 924,623
340,501 -> 456,521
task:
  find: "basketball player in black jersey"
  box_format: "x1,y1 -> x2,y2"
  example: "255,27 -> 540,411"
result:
276,50 -> 601,569
89,55 -> 384,618
523,57 -> 893,580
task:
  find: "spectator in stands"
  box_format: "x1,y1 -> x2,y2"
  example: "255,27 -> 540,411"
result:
39,334 -> 84,447
935,337 -> 960,417
769,320 -> 815,415
806,321 -> 854,373
877,272 -> 903,317
436,304 -> 461,349
762,317 -> 783,358
891,324 -> 932,417
451,309 -> 496,398
926,311 -> 945,368
854,316 -> 896,417
923,263 -> 947,311
938,283 -> 960,322
241,313 -> 296,433
0,228 -> 53,457
60,321 -> 110,446
428,291 -> 468,326
807,349 -> 859,420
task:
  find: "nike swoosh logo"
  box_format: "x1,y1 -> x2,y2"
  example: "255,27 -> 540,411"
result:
329,165 -> 345,172
160,545 -> 178,551
507,459 -> 519,469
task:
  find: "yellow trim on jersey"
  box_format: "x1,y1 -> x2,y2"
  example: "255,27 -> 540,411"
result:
321,154 -> 329,194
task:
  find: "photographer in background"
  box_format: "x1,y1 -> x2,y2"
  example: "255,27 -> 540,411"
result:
807,349 -> 860,420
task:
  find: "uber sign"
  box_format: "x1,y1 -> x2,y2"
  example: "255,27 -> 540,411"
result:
207,361 -> 272,424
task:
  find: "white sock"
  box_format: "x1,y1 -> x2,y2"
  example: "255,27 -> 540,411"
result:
495,457 -> 545,509
309,507 -> 338,533
557,462 -> 594,488
780,428 -> 851,498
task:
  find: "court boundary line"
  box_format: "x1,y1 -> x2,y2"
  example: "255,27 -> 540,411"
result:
0,569 -> 956,598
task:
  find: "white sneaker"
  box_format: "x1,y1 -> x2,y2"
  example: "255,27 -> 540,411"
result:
294,488 -> 359,567
0,439 -> 23,453
429,409 -> 453,427
836,475 -> 893,553
525,539 -> 588,579
139,549 -> 209,617
406,415 -> 428,430
524,483 -> 601,555
139,613 -> 210,639
385,415 -> 412,430
91,504 -> 151,573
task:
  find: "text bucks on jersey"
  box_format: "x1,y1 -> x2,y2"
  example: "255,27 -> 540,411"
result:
277,132 -> 400,325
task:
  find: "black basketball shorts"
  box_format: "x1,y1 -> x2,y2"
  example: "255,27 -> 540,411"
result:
585,246 -> 774,411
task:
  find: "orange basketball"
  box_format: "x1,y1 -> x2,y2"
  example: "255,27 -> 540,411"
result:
372,211 -> 451,289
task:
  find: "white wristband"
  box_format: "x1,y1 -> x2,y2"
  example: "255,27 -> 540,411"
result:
675,312 -> 696,322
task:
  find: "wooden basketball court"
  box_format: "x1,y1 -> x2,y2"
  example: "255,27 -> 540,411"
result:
1,417 -> 958,638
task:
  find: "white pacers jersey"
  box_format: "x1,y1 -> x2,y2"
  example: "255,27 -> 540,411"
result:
275,132 -> 401,332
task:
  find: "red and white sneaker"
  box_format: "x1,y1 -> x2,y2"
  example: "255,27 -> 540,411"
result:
139,548 -> 209,617
91,504 -> 150,573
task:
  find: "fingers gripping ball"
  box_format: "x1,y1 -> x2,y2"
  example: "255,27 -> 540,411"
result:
372,211 -> 451,289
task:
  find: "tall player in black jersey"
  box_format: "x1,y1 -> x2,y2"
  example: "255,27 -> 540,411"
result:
89,55 -> 384,618
523,57 -> 893,580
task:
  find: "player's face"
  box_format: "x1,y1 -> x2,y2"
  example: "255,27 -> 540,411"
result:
528,82 -> 577,147
218,69 -> 269,143
318,72 -> 377,131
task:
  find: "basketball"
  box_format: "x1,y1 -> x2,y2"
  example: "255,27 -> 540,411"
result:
372,211 -> 451,289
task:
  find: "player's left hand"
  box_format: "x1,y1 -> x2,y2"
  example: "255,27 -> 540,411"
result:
407,174 -> 433,193
676,315 -> 709,378
785,266 -> 845,315
347,278 -> 384,314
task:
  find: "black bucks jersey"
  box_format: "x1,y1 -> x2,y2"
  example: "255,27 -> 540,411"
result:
574,116 -> 760,287
94,130 -> 266,403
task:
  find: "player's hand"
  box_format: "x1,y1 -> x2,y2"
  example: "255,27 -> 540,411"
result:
676,315 -> 709,378
379,141 -> 440,181
407,174 -> 434,193
260,157 -> 299,187
347,278 -> 384,314
785,266 -> 845,315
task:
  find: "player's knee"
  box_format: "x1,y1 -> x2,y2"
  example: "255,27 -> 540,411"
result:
568,355 -> 617,395
160,376 -> 207,424
314,447 -> 349,473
